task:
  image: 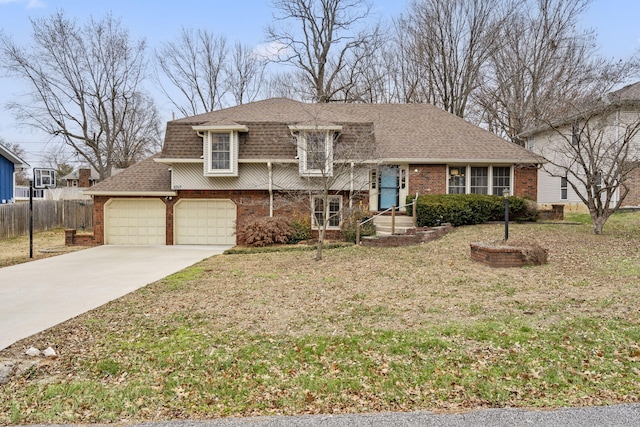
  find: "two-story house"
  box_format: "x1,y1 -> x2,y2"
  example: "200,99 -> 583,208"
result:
521,81 -> 640,212
85,98 -> 539,245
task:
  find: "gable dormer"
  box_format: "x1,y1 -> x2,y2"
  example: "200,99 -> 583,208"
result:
289,124 -> 342,177
192,121 -> 248,177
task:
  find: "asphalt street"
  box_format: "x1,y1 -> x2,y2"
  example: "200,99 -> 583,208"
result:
16,404 -> 640,426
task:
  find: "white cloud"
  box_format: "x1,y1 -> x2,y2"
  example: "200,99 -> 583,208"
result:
254,41 -> 290,61
0,0 -> 46,8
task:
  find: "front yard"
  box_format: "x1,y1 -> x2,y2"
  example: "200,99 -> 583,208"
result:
1,213 -> 640,424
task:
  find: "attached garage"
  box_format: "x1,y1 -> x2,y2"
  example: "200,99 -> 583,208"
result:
104,198 -> 166,245
174,199 -> 236,245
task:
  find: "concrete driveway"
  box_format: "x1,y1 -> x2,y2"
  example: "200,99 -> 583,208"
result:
0,245 -> 231,351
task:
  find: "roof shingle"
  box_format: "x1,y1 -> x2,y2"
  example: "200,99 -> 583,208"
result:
164,98 -> 537,163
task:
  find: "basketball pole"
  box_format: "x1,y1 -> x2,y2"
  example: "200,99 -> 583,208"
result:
29,179 -> 33,258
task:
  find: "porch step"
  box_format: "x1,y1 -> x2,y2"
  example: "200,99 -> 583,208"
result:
373,215 -> 416,236
361,224 -> 453,247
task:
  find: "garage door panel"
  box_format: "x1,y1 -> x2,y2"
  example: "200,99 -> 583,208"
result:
174,199 -> 236,245
105,199 -> 166,245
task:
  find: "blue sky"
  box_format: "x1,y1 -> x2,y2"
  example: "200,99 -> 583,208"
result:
0,0 -> 639,166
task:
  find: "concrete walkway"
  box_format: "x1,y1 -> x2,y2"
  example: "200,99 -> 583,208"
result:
0,245 -> 231,350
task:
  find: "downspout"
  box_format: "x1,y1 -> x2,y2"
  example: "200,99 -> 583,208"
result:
268,161 -> 274,217
349,162 -> 354,208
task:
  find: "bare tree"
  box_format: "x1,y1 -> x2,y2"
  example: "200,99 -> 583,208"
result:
400,0 -> 510,118
537,98 -> 640,234
227,42 -> 267,105
43,143 -> 76,186
113,92 -> 163,168
277,109 -> 375,260
156,28 -> 229,116
0,12 -> 158,179
474,0 -> 637,145
265,0 -> 382,103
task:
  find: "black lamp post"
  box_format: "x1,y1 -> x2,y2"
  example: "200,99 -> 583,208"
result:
503,188 -> 510,241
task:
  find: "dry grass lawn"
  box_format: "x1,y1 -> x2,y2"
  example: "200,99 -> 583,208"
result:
1,213 -> 639,424
0,228 -> 85,267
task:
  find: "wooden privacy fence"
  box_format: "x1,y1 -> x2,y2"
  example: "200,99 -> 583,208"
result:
0,200 -> 93,240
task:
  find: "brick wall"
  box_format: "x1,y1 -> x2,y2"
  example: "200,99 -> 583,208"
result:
625,167 -> 640,206
514,165 -> 538,200
408,164 -> 447,196
92,196 -> 107,245
91,190 -> 349,246
78,169 -> 91,187
470,242 -> 548,268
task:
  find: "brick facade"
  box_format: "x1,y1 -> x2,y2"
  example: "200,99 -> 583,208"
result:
92,190 -> 348,246
408,164 -> 447,196
624,167 -> 640,207
513,165 -> 538,199
407,164 -> 537,200
78,168 -> 92,187
88,163 -> 538,247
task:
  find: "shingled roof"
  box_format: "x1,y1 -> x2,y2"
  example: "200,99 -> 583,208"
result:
90,99 -> 539,194
84,155 -> 173,195
163,98 -> 538,163
520,81 -> 640,138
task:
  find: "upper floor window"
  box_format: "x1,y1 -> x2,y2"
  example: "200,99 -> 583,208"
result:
526,136 -> 535,151
192,123 -> 248,177
571,123 -> 580,146
289,125 -> 341,177
305,132 -> 328,172
210,132 -> 231,171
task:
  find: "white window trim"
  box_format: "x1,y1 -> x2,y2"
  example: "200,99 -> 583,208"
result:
560,175 -> 568,200
289,125 -> 341,177
446,165 -> 513,196
311,195 -> 342,230
205,130 -> 238,176
192,124 -> 247,178
297,131 -> 334,176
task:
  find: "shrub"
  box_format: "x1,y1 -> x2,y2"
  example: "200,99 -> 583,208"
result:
408,194 -> 538,227
288,215 -> 312,244
237,217 -> 293,247
341,206 -> 376,243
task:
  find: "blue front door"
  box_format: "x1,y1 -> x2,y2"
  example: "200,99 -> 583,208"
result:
379,166 -> 399,210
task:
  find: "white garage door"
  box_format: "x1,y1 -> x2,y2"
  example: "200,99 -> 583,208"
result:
174,199 -> 236,245
105,199 -> 166,245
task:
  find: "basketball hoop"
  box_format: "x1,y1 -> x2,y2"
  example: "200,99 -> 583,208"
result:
33,168 -> 57,189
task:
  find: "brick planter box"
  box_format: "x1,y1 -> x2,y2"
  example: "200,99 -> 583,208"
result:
65,229 -> 97,246
470,242 -> 548,268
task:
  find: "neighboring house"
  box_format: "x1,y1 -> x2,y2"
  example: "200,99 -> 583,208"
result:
62,167 -> 124,187
0,142 -> 29,204
62,168 -> 97,188
85,98 -> 539,246
521,82 -> 640,212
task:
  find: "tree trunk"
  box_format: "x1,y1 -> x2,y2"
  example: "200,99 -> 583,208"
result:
315,226 -> 325,261
591,213 -> 607,234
